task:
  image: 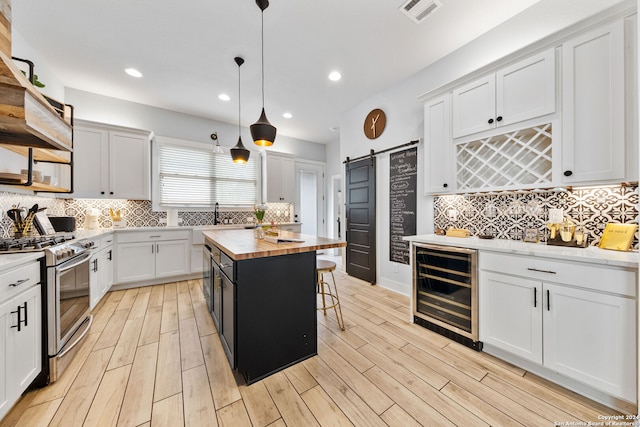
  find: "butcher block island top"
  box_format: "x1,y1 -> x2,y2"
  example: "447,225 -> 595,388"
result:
202,228 -> 346,260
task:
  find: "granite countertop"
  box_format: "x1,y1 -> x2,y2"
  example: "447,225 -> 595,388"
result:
203,229 -> 345,261
404,234 -> 639,269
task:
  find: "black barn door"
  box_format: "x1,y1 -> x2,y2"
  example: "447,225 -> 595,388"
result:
345,157 -> 376,284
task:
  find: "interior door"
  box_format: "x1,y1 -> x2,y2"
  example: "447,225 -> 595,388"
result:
345,157 -> 376,284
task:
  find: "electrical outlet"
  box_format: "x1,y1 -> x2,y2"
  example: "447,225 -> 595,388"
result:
548,208 -> 563,223
393,263 -> 399,273
448,209 -> 458,221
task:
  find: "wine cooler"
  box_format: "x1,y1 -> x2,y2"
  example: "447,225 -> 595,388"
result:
412,243 -> 482,350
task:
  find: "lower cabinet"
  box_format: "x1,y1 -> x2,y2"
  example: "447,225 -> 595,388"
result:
115,230 -> 190,284
480,253 -> 636,403
207,242 -> 316,384
0,280 -> 41,420
89,235 -> 115,310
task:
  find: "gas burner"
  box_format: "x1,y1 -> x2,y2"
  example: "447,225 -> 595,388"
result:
0,235 -> 76,253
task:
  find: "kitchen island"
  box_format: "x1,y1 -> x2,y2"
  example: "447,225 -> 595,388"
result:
202,229 -> 345,384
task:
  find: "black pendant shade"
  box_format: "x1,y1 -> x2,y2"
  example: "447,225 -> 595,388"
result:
250,108 -> 276,147
231,56 -> 250,164
251,0 -> 277,147
230,136 -> 250,164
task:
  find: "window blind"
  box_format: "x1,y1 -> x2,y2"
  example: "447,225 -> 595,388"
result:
158,143 -> 258,208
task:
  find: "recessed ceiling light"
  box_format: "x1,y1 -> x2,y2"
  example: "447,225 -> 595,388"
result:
124,68 -> 143,78
282,112 -> 292,119
328,71 -> 342,82
219,94 -> 231,101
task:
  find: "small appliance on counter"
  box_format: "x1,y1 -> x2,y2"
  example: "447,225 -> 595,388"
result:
84,208 -> 100,230
47,216 -> 76,232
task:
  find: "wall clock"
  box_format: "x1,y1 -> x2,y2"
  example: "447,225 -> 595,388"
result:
363,108 -> 386,139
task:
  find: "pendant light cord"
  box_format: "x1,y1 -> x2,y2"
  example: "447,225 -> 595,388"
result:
261,9 -> 265,109
238,61 -> 242,134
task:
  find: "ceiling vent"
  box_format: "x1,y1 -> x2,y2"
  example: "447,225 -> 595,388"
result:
399,0 -> 441,24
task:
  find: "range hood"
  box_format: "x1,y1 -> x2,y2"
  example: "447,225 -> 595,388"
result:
0,49 -> 72,151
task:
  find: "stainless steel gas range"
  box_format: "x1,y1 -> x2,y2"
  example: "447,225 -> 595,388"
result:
0,234 -> 95,384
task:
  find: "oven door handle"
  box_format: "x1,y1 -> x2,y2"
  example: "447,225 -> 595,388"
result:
55,252 -> 91,273
57,315 -> 93,358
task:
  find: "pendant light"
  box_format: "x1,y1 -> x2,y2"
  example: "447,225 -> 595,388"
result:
250,0 -> 277,147
231,57 -> 250,164
211,132 -> 224,154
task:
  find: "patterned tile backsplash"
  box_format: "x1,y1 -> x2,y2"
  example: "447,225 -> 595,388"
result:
2,185 -> 637,249
434,185 -> 638,248
0,192 -> 292,238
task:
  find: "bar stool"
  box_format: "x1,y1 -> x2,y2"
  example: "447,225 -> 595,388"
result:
316,259 -> 345,331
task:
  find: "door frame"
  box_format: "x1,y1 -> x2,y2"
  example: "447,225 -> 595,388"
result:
294,160 -> 326,237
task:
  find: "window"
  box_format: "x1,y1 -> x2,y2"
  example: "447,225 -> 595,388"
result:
153,137 -> 259,209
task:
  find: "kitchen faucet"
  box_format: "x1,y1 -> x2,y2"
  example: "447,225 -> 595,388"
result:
214,202 -> 220,225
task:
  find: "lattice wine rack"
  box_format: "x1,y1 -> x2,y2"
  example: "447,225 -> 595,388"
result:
456,123 -> 553,191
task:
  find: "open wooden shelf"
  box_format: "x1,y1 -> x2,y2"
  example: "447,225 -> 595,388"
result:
0,144 -> 70,164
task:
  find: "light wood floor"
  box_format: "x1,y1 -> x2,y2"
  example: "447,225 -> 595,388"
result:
1,269 -> 625,427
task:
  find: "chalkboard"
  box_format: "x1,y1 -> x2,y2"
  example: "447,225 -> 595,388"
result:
389,147 -> 417,264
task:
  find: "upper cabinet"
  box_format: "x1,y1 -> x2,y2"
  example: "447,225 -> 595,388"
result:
561,20 -> 630,185
73,121 -> 151,200
422,10 -> 637,194
262,152 -> 295,203
424,94 -> 453,194
452,49 -> 556,139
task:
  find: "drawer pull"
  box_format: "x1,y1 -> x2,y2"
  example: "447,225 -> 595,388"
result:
527,267 -> 556,274
9,278 -> 28,287
149,235 -> 162,238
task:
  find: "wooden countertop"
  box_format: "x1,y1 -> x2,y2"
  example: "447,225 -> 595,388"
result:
203,229 -> 346,261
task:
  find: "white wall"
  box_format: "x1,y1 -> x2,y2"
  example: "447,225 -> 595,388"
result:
66,88 -> 326,163
338,0 -> 634,296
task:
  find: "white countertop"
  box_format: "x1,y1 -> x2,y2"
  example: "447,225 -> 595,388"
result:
0,251 -> 43,271
404,234 -> 639,269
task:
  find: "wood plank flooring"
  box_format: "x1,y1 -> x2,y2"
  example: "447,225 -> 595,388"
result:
0,269 -> 625,426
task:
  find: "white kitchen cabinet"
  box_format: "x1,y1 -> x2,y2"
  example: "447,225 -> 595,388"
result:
423,94 -> 453,194
263,152 -> 295,203
561,21 -> 627,184
480,272 -> 542,363
115,230 -> 190,284
89,235 -> 114,310
480,252 -> 636,403
452,49 -> 555,139
543,282 -> 635,401
73,121 -> 151,200
0,264 -> 41,421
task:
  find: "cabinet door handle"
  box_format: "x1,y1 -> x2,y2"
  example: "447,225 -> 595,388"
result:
156,243 -> 159,253
533,287 -> 537,308
10,305 -> 21,331
563,170 -> 573,177
547,289 -> 550,311
527,267 -> 556,274
488,118 -> 494,124
23,301 -> 27,327
10,302 -> 27,331
443,183 -> 448,188
93,259 -> 98,273
108,250 -> 112,261
9,278 -> 28,287
151,244 -> 154,254
496,116 -> 503,122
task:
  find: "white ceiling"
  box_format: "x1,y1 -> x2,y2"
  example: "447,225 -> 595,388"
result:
10,0 -> 622,144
